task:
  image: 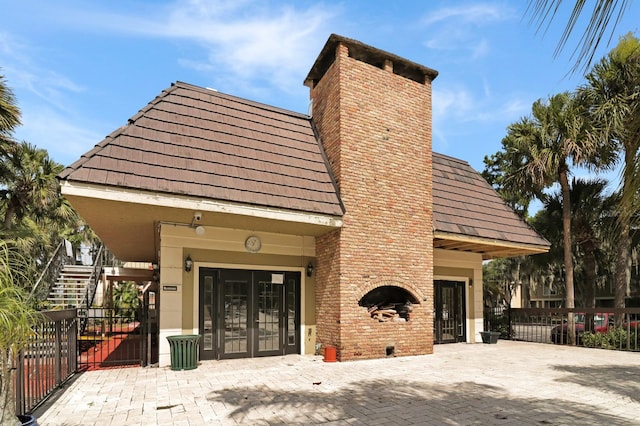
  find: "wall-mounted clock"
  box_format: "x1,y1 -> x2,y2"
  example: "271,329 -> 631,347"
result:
245,235 -> 262,253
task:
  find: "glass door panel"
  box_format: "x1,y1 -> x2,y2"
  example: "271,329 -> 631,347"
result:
202,276 -> 214,351
284,274 -> 300,354
256,276 -> 282,355
199,268 -> 300,359
434,280 -> 466,344
222,278 -> 250,356
440,286 -> 455,341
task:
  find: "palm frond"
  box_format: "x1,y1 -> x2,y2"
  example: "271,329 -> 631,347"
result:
526,0 -> 632,74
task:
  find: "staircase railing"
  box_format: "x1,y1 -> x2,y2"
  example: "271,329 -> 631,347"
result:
28,240 -> 73,304
78,244 -> 104,334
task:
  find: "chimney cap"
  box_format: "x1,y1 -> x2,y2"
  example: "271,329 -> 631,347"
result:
304,34 -> 439,87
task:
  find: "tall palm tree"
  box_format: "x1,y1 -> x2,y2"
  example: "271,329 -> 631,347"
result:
543,178 -> 613,307
579,34 -> 640,312
0,142 -> 63,231
505,93 -> 599,343
0,73 -> 20,190
570,178 -> 613,308
0,72 -> 20,143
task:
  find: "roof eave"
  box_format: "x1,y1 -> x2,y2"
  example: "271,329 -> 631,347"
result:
434,231 -> 550,260
60,181 -> 344,229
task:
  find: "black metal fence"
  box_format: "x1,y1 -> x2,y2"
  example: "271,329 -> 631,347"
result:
15,309 -> 78,416
78,307 -> 144,370
485,306 -> 640,351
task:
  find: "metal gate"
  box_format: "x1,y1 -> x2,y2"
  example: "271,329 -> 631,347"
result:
78,282 -> 157,370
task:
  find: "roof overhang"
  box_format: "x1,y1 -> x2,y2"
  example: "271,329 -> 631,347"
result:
60,181 -> 343,262
434,231 -> 550,260
104,267 -> 155,281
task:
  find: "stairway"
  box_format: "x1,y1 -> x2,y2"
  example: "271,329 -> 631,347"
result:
46,264 -> 95,309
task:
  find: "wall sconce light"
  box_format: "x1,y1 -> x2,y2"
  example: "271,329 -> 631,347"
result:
185,255 -> 193,272
469,279 -> 473,288
306,262 -> 314,277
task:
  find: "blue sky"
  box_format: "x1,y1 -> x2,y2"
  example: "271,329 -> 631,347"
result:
1,0 -> 638,178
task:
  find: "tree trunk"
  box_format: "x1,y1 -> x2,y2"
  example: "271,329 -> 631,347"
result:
0,348 -> 18,426
614,221 -> 630,324
582,239 -> 597,335
2,204 -> 15,231
615,147 -> 634,323
559,168 -> 576,344
582,240 -> 597,309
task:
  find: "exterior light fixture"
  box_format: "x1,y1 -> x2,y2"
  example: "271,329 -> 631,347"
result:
306,262 -> 314,277
185,255 -> 193,272
469,279 -> 473,288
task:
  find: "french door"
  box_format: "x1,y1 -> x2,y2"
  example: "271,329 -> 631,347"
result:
434,280 -> 466,344
199,268 -> 300,360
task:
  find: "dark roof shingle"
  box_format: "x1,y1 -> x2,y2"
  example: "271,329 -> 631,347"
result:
432,152 -> 549,249
60,80 -> 547,255
59,82 -> 344,217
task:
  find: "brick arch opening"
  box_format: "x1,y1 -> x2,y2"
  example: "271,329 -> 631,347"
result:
358,285 -> 419,322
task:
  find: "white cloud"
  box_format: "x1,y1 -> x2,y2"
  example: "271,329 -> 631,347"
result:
0,32 -> 85,114
502,98 -> 530,119
0,1 -> 340,163
432,84 -> 530,160
421,3 -> 514,60
47,1 -> 338,94
422,4 -> 511,26
433,86 -> 475,123
13,106 -> 107,166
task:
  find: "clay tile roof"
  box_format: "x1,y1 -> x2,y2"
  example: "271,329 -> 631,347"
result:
432,152 -> 550,255
59,82 -> 344,217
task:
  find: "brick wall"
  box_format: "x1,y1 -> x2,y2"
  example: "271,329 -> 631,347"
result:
311,40 -> 434,360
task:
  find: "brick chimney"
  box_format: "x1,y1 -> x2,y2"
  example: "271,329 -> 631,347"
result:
305,35 -> 438,360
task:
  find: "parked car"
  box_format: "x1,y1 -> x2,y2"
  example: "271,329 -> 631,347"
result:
550,313 -> 612,344
550,313 -> 640,344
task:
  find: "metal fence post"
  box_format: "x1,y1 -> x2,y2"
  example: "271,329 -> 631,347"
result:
69,314 -> 78,374
507,305 -> 512,340
55,320 -> 62,384
15,349 -> 24,416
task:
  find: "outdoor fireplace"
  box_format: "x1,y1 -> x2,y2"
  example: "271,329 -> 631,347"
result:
310,35 -> 435,360
359,285 -> 419,322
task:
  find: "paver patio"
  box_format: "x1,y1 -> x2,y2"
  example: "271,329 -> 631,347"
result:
34,340 -> 640,425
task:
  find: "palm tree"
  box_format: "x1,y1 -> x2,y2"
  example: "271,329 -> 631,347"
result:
502,93 -> 600,343
579,34 -> 640,313
483,133 -> 541,218
0,72 -> 20,145
526,0 -> 632,74
0,140 -> 92,297
570,178 -> 613,308
0,142 -> 63,231
541,178 -> 613,307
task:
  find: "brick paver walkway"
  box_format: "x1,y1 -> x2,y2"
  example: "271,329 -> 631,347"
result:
35,341 -> 640,425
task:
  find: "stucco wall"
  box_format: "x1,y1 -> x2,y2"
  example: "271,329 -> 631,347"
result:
157,224 -> 316,366
434,248 -> 484,342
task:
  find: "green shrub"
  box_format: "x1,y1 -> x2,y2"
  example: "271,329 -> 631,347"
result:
582,327 -> 638,350
485,313 -> 515,339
